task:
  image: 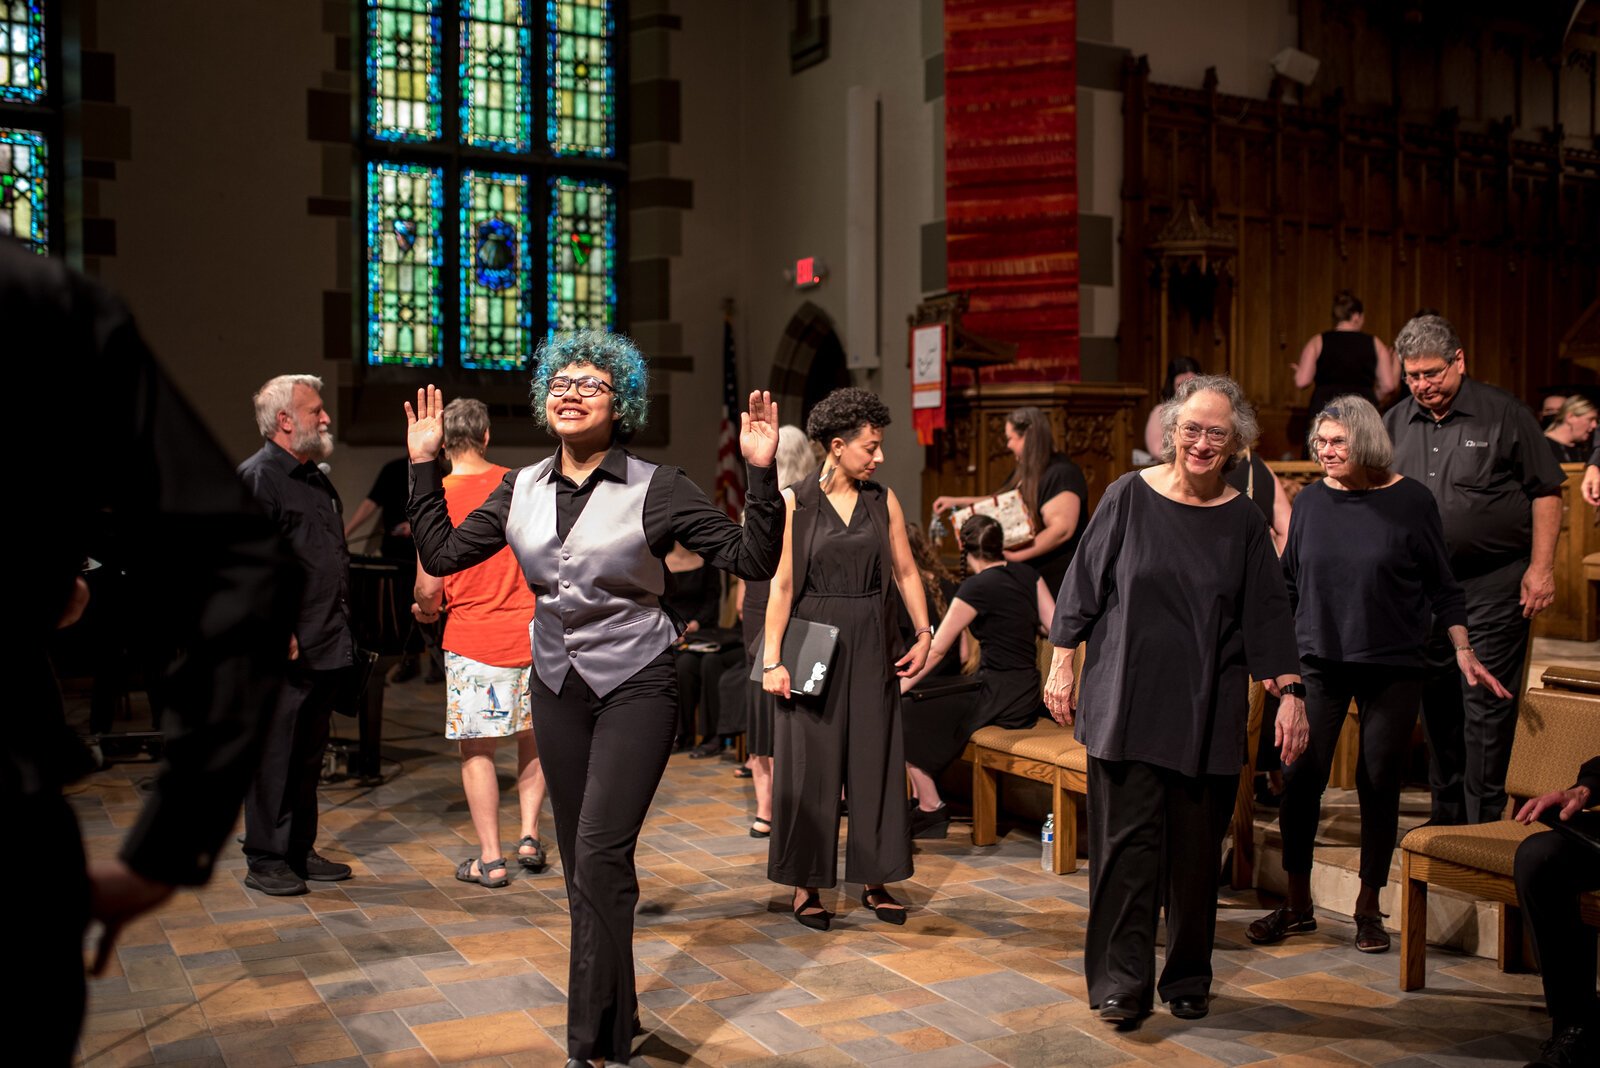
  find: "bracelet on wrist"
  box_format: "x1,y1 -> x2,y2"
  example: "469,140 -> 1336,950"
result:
761,662 -> 783,673
914,626 -> 934,640
1454,645 -> 1473,654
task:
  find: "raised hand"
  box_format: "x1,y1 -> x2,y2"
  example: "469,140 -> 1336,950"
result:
740,390 -> 780,468
405,385 -> 446,462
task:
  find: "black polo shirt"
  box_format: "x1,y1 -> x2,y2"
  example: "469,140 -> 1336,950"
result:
1383,376 -> 1565,579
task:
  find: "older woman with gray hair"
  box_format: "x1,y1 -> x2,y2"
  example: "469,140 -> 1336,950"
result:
1249,395 -> 1508,953
1044,374 -> 1307,1024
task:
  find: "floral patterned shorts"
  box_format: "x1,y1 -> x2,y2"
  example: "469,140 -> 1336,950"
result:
444,651 -> 533,740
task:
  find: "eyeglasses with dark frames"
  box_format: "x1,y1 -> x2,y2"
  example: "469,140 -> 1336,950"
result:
548,375 -> 615,398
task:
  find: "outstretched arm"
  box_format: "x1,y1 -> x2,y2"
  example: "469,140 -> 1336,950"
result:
403,386 -> 510,575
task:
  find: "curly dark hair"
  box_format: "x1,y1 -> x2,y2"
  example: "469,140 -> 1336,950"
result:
529,330 -> 649,438
805,387 -> 892,446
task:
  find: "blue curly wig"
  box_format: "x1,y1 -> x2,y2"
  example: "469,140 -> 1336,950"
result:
529,330 -> 650,437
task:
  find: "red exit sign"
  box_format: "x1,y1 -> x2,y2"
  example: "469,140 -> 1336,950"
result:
794,256 -> 825,288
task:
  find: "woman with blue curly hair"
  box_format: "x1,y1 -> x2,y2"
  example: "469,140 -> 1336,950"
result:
404,330 -> 784,1068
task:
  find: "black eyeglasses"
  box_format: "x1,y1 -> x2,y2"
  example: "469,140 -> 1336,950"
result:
548,375 -> 615,398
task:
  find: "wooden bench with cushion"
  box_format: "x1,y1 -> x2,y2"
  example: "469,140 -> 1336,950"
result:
967,722 -> 1087,873
1398,682 -> 1600,990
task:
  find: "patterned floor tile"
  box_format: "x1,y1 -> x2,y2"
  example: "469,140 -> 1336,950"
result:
70,674 -> 1566,1067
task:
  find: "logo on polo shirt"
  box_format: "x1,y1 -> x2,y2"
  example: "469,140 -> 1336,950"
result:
1462,439 -> 1489,447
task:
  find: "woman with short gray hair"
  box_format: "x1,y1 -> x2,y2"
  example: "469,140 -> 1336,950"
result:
1044,374 -> 1306,1023
1250,394 -> 1508,954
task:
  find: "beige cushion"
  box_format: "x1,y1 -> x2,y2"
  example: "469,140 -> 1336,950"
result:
1507,689 -> 1600,800
971,723 -> 1086,769
1540,665 -> 1600,695
1401,820 -> 1544,876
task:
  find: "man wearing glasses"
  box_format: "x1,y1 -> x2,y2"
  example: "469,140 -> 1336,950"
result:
1383,315 -> 1565,826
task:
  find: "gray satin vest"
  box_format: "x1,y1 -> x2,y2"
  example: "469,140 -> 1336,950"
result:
505,454 -> 679,698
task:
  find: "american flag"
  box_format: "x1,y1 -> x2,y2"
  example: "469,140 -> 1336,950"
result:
714,315 -> 745,519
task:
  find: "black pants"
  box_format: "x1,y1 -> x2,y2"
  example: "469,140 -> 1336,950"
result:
1085,757 -> 1235,1010
1279,659 -> 1423,888
243,665 -> 339,869
674,645 -> 744,740
1421,558 -> 1529,824
1514,818 -> 1600,1032
8,791 -> 89,1066
530,652 -> 677,1063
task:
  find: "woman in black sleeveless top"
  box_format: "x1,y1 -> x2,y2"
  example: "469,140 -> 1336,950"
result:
1293,290 -> 1399,416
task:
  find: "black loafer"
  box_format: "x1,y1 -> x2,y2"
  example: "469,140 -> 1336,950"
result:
1098,993 -> 1145,1021
244,867 -> 308,896
1170,995 -> 1209,1020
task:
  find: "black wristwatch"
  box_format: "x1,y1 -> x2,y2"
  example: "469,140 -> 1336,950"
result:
1280,682 -> 1307,699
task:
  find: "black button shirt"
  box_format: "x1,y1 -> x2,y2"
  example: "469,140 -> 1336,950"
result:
238,442 -> 354,670
1383,376 -> 1566,578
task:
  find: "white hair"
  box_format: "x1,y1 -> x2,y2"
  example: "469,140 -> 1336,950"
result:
253,374 -> 324,439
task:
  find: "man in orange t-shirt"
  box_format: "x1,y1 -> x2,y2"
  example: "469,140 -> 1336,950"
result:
413,399 -> 546,888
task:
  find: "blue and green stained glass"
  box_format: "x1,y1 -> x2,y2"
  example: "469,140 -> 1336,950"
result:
1,2 -> 45,105
460,170 -> 533,370
0,128 -> 46,255
547,176 -> 615,333
367,161 -> 444,366
367,1 -> 442,142
547,0 -> 614,157
461,0 -> 531,151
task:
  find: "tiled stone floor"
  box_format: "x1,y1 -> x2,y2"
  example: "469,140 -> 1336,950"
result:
73,674 -> 1565,1068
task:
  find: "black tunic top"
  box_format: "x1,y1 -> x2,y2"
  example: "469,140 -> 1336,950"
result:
1282,478 -> 1468,667
1310,330 -> 1378,414
1050,472 -> 1299,777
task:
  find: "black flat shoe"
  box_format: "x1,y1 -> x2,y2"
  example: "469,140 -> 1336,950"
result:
749,817 -> 771,839
1247,905 -> 1317,945
861,886 -> 908,925
297,850 -> 352,882
1098,993 -> 1145,1021
793,891 -> 832,931
909,805 -> 950,840
1170,995 -> 1209,1020
245,867 -> 308,896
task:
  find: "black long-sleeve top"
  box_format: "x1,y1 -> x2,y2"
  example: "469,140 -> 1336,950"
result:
237,442 -> 354,671
1050,471 -> 1300,778
408,445 -> 783,584
7,243 -> 297,887
1281,478 -> 1468,667
1577,756 -> 1600,799
665,563 -> 724,631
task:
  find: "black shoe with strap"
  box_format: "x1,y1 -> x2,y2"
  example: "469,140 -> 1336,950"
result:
1247,905 -> 1316,945
861,886 -> 908,925
793,890 -> 832,931
516,835 -> 547,872
1353,912 -> 1390,953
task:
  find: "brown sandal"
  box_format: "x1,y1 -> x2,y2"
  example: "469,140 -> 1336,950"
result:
1353,912 -> 1390,953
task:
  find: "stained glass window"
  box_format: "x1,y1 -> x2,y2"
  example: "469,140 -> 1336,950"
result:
460,0 -> 531,152
367,161 -> 444,366
360,0 -> 621,370
460,170 -> 533,369
0,128 -> 46,254
1,2 -> 46,105
547,0 -> 614,157
368,0 -> 442,142
547,176 -> 614,333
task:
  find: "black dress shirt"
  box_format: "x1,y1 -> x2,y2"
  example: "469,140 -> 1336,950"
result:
7,242 -> 296,886
408,445 -> 783,583
1383,376 -> 1566,579
238,442 -> 354,671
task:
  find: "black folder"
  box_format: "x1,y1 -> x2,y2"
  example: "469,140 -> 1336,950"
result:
749,618 -> 840,697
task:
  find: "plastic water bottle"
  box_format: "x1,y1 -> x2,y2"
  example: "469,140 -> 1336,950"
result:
1040,813 -> 1055,871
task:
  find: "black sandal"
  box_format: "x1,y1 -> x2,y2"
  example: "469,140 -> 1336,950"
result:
793,890 -> 832,931
1353,912 -> 1391,953
455,856 -> 510,888
862,886 -> 908,925
1246,905 -> 1316,945
515,835 -> 547,872
733,766 -> 753,779
749,817 -> 771,839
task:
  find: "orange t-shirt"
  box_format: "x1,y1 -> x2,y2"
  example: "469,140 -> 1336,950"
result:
441,465 -> 536,667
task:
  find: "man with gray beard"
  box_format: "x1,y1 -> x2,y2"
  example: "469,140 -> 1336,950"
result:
237,375 -> 356,894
